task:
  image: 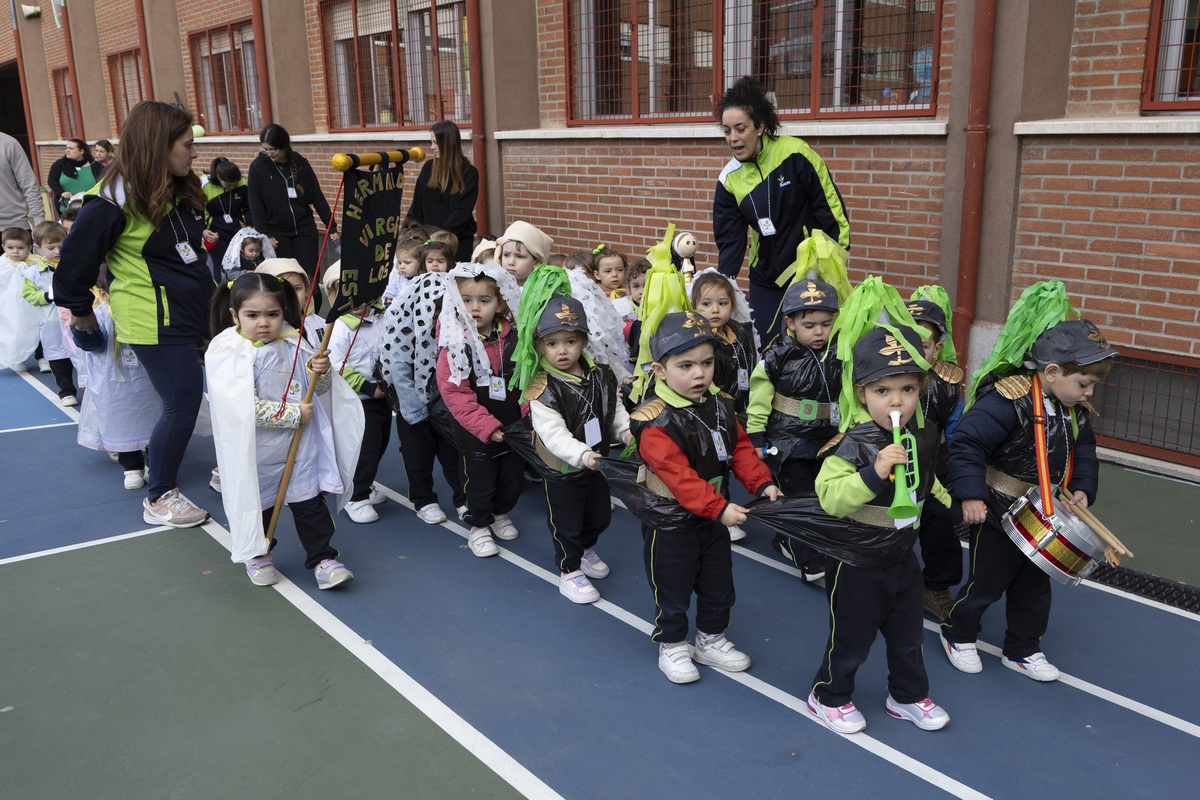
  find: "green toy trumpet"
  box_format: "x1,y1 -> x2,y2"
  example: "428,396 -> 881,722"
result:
887,409 -> 920,520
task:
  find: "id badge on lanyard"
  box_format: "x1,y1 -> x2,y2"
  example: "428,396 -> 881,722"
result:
758,218 -> 776,236
287,186 -> 298,199
175,242 -> 199,263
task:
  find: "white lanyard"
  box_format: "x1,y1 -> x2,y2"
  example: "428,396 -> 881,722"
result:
739,138 -> 772,231
799,340 -> 833,402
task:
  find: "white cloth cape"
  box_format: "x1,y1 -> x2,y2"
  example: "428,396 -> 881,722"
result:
206,325 -> 364,564
0,258 -> 48,368
77,304 -> 161,452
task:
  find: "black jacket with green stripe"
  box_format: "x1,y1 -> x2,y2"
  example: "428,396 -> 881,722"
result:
713,134 -> 850,288
54,180 -> 214,345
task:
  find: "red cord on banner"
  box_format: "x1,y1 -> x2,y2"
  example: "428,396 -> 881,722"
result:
274,180 -> 344,419
338,304 -> 371,375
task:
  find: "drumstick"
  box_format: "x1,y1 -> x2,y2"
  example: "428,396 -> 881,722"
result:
1057,490 -> 1134,558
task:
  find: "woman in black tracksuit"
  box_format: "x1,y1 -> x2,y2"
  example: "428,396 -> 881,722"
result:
247,124 -> 338,303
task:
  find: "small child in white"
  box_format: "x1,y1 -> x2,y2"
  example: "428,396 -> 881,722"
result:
0,227 -> 45,371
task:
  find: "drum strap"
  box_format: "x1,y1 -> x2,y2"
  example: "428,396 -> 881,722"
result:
1030,374 -> 1055,517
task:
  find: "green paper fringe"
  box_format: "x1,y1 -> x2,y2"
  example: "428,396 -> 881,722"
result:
509,263 -> 573,392
631,224 -> 690,402
909,284 -> 958,364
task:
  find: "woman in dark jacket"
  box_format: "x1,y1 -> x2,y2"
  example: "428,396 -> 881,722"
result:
406,120 -> 478,263
48,139 -> 104,214
200,157 -> 253,280
247,124 -> 338,293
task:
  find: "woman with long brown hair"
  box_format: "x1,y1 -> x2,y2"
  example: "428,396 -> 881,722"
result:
407,120 -> 478,263
55,100 -> 212,529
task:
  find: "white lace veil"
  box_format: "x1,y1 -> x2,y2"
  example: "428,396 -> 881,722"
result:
438,262 -> 522,386
566,268 -> 632,381
379,271 -> 452,406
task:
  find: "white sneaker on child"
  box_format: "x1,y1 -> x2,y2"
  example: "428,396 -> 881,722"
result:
38,357 -> 50,373
658,642 -> 700,684
315,559 -> 353,589
490,513 -> 518,540
940,634 -> 983,674
885,695 -> 950,730
468,527 -> 499,557
808,691 -> 866,735
580,548 -> 609,579
344,499 -> 379,524
368,485 -> 386,504
143,489 -> 208,528
692,633 -> 751,672
123,469 -> 146,490
416,503 -> 447,524
1001,652 -> 1060,682
559,570 -> 600,604
61,395 -> 78,407
209,467 -> 222,493
456,505 -> 468,521
245,555 -> 278,586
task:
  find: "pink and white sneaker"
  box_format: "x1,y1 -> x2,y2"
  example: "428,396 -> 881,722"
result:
885,695 -> 950,731
807,691 -> 866,734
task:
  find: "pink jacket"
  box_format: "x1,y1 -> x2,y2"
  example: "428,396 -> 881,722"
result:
435,317 -> 528,443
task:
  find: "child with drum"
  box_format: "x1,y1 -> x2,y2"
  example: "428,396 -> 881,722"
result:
939,280 -> 1116,682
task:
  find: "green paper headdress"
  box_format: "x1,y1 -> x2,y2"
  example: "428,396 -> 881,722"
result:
965,280 -> 1077,408
909,284 -> 957,364
631,224 -> 691,402
509,263 -> 573,392
830,276 -> 930,431
776,226 -> 851,295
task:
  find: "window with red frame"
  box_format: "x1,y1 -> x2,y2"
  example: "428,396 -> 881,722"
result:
108,49 -> 146,134
189,21 -> 262,133
1144,0 -> 1200,111
319,0 -> 471,131
566,0 -> 941,123
52,68 -> 78,138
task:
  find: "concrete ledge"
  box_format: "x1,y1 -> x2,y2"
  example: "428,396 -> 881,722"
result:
1014,117 -> 1200,136
494,120 -> 948,141
1098,446 -> 1200,485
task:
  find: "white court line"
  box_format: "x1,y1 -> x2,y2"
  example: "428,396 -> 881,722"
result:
373,483 -> 992,800
197,519 -> 564,800
0,526 -> 171,565
0,421 -> 78,434
741,530 -> 1200,740
18,370 -> 81,421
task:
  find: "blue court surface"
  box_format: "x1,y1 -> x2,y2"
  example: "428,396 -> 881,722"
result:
2,364 -> 1197,799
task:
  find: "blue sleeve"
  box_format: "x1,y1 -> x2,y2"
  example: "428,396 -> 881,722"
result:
943,394 -> 964,446
713,180 -> 748,279
53,197 -> 126,318
947,393 -> 1018,502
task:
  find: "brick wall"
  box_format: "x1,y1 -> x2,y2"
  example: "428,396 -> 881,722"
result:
39,12 -> 69,140
0,4 -> 15,63
499,135 -> 947,296
306,0 -> 330,133
94,1 -> 143,136
1014,135 -> 1200,357
1067,0 -> 1151,116
178,0 -> 256,134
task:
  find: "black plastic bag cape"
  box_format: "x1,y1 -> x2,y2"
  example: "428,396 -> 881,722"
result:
503,418 -> 589,482
744,494 -> 919,569
598,455 -> 719,535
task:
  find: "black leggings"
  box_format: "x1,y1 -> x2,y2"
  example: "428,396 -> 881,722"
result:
131,343 -> 204,502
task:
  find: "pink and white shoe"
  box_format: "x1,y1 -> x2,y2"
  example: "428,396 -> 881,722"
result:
807,691 -> 866,734
885,695 -> 950,730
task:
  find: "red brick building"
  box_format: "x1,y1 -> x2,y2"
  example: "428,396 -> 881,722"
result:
3,0 -> 1198,466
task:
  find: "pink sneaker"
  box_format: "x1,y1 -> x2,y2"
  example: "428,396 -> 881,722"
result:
885,695 -> 950,730
807,691 -> 866,734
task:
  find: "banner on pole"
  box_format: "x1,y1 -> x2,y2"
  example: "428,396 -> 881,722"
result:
336,163 -> 407,312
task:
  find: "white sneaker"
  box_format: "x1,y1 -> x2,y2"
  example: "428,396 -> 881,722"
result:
468,527 -> 499,557
368,485 -> 386,504
416,503 -> 447,524
808,691 -> 866,734
143,489 -> 208,528
344,498 -> 379,524
885,695 -> 950,731
38,357 -> 50,373
580,548 -> 609,579
61,395 -> 78,407
490,513 -> 519,541
559,570 -> 600,604
940,634 -> 983,674
727,525 -> 747,542
123,469 -> 146,490
315,558 -> 354,590
456,504 -> 468,521
107,451 -> 120,464
209,467 -> 222,494
692,633 -> 751,672
245,555 -> 278,586
658,641 -> 700,684
1001,652 -> 1060,682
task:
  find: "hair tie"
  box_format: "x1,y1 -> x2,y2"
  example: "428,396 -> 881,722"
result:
227,280 -> 236,289
592,244 -> 607,255
424,238 -> 436,246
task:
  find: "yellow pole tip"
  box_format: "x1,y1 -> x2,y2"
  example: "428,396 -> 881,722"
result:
332,153 -> 354,172
411,146 -> 426,162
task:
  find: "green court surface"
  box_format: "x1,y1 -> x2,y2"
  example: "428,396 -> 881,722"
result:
0,530 -> 523,800
1096,463 -> 1200,588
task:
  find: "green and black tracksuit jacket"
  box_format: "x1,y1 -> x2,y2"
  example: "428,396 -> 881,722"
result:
54,180 -> 214,345
713,134 -> 850,288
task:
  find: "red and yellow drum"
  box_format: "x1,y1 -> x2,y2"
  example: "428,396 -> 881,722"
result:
1001,488 -> 1106,586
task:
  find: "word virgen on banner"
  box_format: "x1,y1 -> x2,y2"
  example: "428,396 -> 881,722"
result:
338,164 -> 407,311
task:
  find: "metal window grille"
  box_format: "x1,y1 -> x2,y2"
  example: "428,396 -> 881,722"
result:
319,0 -> 471,132
52,68 -> 77,138
1144,0 -> 1200,111
107,49 -> 145,135
189,21 -> 262,133
566,0 -> 940,123
1091,346 -> 1200,469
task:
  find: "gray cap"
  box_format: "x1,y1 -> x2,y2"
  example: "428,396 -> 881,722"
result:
651,310 -> 717,361
1029,318 -> 1117,368
852,326 -> 928,385
905,298 -> 947,339
536,296 -> 588,337
783,279 -> 839,316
